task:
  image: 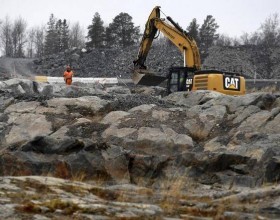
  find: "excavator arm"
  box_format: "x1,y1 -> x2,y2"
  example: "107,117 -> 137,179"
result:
133,6 -> 161,70
133,6 -> 201,85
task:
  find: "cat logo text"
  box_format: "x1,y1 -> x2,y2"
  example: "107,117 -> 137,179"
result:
223,76 -> 240,91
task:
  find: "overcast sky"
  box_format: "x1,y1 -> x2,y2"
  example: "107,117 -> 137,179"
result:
0,0 -> 279,37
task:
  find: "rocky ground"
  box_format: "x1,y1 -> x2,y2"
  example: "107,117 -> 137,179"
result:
1,78 -> 280,219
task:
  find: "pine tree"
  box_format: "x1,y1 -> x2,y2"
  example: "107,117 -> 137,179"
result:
104,25 -> 115,48
61,19 -> 69,51
86,12 -> 105,48
187,18 -> 200,45
199,15 -> 219,60
44,14 -> 57,55
107,12 -> 140,48
55,19 -> 62,53
45,14 -> 69,54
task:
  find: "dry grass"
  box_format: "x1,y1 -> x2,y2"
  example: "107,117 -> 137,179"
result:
16,198 -> 81,216
155,174 -> 233,218
54,161 -> 71,179
158,175 -> 190,215
43,198 -> 80,215
15,201 -> 41,213
247,85 -> 279,93
70,171 -> 87,182
89,186 -> 119,200
189,129 -> 208,141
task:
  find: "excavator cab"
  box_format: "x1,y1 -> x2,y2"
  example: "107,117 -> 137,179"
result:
167,67 -> 194,93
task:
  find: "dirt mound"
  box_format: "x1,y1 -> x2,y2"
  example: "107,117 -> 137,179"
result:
204,45 -> 280,79
32,43 -> 183,78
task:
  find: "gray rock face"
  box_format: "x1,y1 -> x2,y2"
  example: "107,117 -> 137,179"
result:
1,79 -> 280,219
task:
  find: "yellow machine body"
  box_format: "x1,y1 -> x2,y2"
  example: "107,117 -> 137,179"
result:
192,73 -> 246,95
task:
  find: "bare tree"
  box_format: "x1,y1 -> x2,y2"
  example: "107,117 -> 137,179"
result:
240,32 -> 250,45
0,16 -> 13,57
232,37 -> 241,46
26,28 -> 36,58
260,13 -> 280,47
12,17 -> 27,57
34,25 -> 45,58
215,34 -> 233,46
240,32 -> 262,45
69,22 -> 85,48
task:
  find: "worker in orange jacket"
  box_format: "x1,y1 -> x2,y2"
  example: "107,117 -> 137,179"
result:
63,66 -> 74,85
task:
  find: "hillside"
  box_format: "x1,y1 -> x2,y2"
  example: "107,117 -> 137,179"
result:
32,44 -> 280,80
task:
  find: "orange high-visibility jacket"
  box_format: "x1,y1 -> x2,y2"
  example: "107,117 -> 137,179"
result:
63,71 -> 73,85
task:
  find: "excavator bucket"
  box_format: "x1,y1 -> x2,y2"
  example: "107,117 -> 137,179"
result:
132,69 -> 167,86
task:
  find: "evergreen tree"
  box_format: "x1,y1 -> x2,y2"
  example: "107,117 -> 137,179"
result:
55,19 -> 62,52
44,14 -> 57,55
187,18 -> 200,44
199,15 -> 219,59
107,12 -> 140,48
61,19 -> 69,51
45,14 -> 69,54
104,25 -> 115,48
86,12 -> 105,48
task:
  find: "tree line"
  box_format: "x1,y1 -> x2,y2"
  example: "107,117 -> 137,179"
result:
0,11 -> 279,60
0,14 -> 85,58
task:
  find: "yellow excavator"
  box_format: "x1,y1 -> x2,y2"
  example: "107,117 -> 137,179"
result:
133,6 -> 246,95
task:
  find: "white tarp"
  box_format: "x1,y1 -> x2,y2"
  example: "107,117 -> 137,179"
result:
35,76 -> 118,84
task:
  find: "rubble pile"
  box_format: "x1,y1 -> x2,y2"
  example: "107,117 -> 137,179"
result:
33,43 -> 183,78
33,43 -> 280,80
204,45 -> 280,78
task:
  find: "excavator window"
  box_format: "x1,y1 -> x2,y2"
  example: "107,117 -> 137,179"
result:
167,67 -> 194,93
